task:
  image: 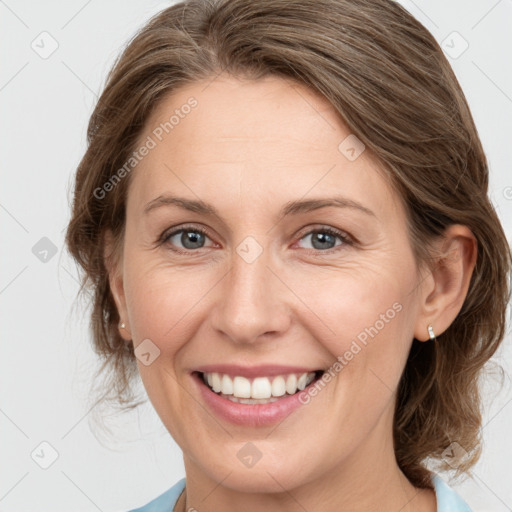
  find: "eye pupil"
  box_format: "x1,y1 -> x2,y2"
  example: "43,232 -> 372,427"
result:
311,232 -> 336,250
182,230 -> 205,249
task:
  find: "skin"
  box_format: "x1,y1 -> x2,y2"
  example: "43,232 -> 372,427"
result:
105,73 -> 477,512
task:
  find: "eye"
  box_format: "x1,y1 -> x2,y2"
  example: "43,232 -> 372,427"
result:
160,225 -> 215,253
159,224 -> 354,255
295,226 -> 353,252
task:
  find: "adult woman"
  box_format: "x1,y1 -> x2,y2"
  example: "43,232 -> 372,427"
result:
65,0 -> 511,510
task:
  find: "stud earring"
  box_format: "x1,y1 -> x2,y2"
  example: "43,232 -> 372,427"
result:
119,322 -> 126,330
427,324 -> 436,341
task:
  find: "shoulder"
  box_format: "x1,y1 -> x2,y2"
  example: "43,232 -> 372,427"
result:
126,478 -> 186,512
432,474 -> 473,511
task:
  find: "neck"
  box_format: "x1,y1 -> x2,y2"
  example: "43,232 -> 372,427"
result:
179,428 -> 437,512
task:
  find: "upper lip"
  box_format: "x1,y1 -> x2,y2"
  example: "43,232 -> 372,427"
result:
194,364 -> 323,378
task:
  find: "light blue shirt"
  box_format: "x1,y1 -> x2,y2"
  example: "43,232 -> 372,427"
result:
127,474 -> 472,511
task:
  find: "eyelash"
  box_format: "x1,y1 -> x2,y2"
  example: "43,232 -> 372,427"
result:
159,224 -> 354,256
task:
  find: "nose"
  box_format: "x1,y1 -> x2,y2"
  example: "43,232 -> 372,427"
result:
210,245 -> 291,345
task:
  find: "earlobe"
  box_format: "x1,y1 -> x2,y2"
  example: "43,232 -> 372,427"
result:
103,229 -> 131,340
413,224 -> 478,342
118,321 -> 131,340
415,324 -> 437,343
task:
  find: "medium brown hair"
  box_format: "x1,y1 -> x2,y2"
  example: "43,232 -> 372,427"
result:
65,0 -> 512,487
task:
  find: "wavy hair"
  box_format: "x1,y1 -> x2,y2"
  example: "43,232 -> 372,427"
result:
65,0 -> 512,487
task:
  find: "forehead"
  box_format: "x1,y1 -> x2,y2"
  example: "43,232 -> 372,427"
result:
127,74 -> 400,221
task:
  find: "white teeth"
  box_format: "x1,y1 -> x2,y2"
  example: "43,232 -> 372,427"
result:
221,374 -> 233,395
202,371 -> 317,400
251,377 -> 272,399
297,373 -> 308,391
211,372 -> 222,393
271,376 -> 286,397
285,374 -> 297,395
233,376 -> 252,398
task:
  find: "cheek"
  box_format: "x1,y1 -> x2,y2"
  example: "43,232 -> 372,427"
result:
289,266 -> 409,347
289,264 -> 415,399
123,260 -> 211,346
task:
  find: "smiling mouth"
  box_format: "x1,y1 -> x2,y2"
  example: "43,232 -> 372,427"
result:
196,370 -> 325,404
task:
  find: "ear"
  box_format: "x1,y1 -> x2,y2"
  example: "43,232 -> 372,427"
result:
413,224 -> 478,342
103,229 -> 131,341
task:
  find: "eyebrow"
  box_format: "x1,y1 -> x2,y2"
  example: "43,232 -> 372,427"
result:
143,195 -> 376,218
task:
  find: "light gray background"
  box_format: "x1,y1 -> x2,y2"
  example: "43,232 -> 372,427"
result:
1,1 -> 511,511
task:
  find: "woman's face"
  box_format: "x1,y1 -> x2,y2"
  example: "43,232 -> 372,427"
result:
111,74 -> 428,492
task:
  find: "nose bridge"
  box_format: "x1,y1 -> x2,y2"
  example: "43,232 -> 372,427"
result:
211,240 -> 290,344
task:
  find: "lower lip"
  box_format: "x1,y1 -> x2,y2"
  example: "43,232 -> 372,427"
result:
192,372 -> 318,427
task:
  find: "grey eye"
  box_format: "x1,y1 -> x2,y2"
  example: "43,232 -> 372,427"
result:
299,230 -> 344,251
164,228 -> 211,250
